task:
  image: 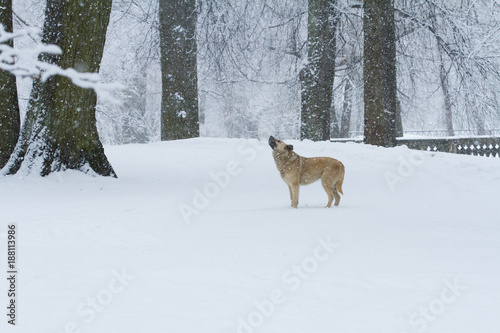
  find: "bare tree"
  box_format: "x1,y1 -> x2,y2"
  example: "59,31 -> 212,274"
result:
159,0 -> 199,140
396,0 -> 500,135
335,2 -> 364,138
300,0 -> 338,141
197,0 -> 306,139
95,0 -> 161,145
364,0 -> 398,146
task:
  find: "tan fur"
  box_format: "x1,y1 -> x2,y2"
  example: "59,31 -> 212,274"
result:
269,137 -> 345,208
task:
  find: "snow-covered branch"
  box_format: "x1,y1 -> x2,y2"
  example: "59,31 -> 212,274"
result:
0,24 -> 121,104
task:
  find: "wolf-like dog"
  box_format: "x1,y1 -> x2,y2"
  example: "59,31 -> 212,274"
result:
268,136 -> 345,208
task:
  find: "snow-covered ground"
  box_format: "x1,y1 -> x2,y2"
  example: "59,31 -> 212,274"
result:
1,138 -> 499,333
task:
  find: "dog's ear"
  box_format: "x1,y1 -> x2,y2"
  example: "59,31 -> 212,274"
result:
285,145 -> 294,151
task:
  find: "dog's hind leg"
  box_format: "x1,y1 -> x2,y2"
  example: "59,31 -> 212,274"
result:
322,179 -> 334,208
332,184 -> 341,206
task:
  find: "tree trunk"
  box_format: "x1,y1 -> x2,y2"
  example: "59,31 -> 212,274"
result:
340,77 -> 352,138
331,105 -> 339,138
430,9 -> 455,137
363,0 -> 397,147
3,0 -> 116,177
431,28 -> 455,136
438,57 -> 454,136
395,97 -> 403,137
159,0 -> 199,141
300,0 -> 337,141
0,0 -> 20,168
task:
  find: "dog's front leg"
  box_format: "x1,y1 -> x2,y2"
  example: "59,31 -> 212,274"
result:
287,184 -> 293,202
290,183 -> 299,208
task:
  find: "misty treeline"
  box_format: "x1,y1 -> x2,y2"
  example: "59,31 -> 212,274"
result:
95,0 -> 500,144
6,0 -> 500,147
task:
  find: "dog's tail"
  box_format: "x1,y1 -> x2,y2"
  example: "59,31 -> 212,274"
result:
336,163 -> 345,195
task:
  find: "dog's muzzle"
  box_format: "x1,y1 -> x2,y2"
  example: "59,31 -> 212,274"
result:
268,136 -> 277,149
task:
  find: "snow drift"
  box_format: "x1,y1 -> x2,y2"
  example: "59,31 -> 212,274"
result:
1,138 -> 499,333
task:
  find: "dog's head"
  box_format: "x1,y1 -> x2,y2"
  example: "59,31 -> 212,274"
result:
268,136 -> 293,152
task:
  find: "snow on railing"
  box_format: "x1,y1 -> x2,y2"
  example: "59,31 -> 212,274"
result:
330,136 -> 500,158
336,129 -> 500,139
397,137 -> 500,158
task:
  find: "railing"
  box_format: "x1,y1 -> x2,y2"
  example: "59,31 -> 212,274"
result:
397,137 -> 500,157
341,129 -> 500,139
331,136 -> 500,158
403,129 -> 500,137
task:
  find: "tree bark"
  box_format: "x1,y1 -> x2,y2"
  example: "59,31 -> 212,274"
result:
340,77 -> 352,138
395,97 -> 404,137
438,56 -> 454,136
0,0 -> 20,168
429,8 -> 454,137
300,0 -> 337,141
3,0 -> 116,177
331,105 -> 339,138
363,0 -> 397,147
159,0 -> 199,140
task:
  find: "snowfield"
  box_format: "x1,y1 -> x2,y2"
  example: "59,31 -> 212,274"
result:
1,138 -> 500,333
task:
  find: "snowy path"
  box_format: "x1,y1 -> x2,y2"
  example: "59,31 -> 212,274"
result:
1,138 -> 499,333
